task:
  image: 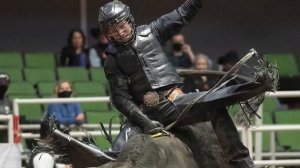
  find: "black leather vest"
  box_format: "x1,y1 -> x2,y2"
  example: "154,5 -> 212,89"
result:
112,25 -> 183,102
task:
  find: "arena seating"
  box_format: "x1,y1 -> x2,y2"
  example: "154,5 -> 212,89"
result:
0,52 -> 23,68
90,67 -> 108,86
265,53 -> 299,77
7,82 -> 36,96
274,110 -> 300,151
57,67 -> 89,82
24,68 -> 56,83
74,82 -> 106,96
37,82 -> 56,98
9,94 -> 43,121
232,96 -> 300,154
1,51 -> 300,152
0,52 -> 113,124
261,97 -> 283,152
24,52 -> 56,68
0,68 -> 24,82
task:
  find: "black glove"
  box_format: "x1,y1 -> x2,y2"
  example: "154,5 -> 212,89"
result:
142,120 -> 164,134
126,105 -> 164,134
110,94 -> 164,134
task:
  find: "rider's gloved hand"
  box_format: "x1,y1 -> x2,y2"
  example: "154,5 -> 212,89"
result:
142,120 -> 164,134
125,104 -> 164,134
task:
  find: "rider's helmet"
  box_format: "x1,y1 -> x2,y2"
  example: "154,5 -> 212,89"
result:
98,0 -> 136,46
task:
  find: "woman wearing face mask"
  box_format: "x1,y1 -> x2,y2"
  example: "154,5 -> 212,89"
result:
47,80 -> 85,126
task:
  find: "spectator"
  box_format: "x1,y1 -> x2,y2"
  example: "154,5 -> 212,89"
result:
60,29 -> 90,68
218,50 -> 242,85
47,80 -> 85,126
89,28 -> 109,67
183,54 -> 217,92
217,50 -> 239,72
167,33 -> 195,69
0,73 -> 11,115
0,73 -> 12,143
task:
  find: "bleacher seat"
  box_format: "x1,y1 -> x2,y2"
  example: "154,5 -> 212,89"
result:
25,52 -> 56,68
7,82 -> 36,95
37,82 -> 56,98
86,111 -> 119,124
74,82 -> 106,97
57,67 -> 89,82
90,68 -> 107,85
24,68 -> 56,84
74,82 -> 109,112
274,110 -> 300,151
0,68 -> 23,82
9,95 -> 43,121
6,81 -> 42,120
261,97 -> 281,152
265,54 -> 298,76
0,52 -> 23,68
80,101 -> 109,112
245,98 -> 283,153
72,81 -> 110,113
86,111 -> 119,147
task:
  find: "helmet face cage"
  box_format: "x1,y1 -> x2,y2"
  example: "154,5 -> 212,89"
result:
98,1 -> 136,46
102,16 -> 136,46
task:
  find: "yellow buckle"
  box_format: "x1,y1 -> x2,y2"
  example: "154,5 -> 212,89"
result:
151,132 -> 163,138
150,130 -> 171,138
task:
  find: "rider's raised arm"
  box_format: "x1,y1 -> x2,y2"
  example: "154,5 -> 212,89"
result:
149,0 -> 204,44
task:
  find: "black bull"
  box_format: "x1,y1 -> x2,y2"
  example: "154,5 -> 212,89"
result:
49,70 -> 269,168
52,122 -> 229,168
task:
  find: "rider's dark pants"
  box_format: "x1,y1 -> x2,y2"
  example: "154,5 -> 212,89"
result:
112,91 -> 255,168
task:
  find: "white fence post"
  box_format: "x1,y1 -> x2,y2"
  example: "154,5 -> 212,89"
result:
255,105 -> 263,161
8,91 -> 300,166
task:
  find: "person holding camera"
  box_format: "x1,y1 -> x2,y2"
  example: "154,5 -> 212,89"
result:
167,33 -> 195,69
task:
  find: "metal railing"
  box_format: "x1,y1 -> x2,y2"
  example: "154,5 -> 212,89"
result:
250,91 -> 300,166
11,97 -> 117,144
0,115 -> 14,143
1,91 -> 299,166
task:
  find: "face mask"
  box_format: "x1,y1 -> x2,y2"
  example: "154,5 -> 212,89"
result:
172,43 -> 183,52
58,91 -> 72,98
